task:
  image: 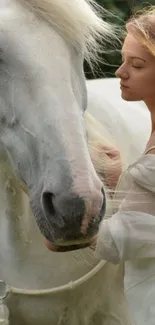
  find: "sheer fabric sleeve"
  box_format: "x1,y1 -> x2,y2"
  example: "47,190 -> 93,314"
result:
95,155 -> 155,264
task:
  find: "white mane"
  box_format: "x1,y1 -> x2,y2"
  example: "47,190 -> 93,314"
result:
19,0 -> 118,63
85,111 -> 125,185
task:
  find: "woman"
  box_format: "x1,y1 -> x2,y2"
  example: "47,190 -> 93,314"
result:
94,6 -> 155,325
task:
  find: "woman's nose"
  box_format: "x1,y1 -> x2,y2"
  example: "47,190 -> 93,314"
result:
115,65 -> 129,79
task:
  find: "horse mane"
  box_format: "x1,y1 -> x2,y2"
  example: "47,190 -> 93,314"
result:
85,111 -> 126,182
19,0 -> 118,63
85,112 -> 125,217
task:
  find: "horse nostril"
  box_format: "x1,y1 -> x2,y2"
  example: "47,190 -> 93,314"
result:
42,191 -> 86,222
42,192 -> 55,216
41,188 -> 106,239
42,189 -> 106,221
39,187 -> 106,244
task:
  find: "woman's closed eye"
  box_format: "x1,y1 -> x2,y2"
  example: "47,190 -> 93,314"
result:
132,65 -> 143,69
132,58 -> 145,69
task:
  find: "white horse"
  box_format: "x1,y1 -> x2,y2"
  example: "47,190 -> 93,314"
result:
0,0 -> 151,324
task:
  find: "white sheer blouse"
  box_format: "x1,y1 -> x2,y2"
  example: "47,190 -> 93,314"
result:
95,146 -> 155,325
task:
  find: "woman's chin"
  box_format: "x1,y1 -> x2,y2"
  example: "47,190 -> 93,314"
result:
121,91 -> 140,102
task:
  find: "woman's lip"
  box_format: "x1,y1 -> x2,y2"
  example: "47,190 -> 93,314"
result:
120,84 -> 129,89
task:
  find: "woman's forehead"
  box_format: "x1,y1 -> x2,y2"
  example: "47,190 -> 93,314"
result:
122,33 -> 155,62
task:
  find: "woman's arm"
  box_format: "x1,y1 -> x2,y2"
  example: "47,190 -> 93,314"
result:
93,153 -> 155,264
145,131 -> 155,154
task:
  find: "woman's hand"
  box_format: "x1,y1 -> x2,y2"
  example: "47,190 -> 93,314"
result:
89,143 -> 122,190
102,145 -> 122,190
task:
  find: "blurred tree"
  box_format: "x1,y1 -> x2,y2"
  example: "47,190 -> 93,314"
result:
84,0 -> 155,79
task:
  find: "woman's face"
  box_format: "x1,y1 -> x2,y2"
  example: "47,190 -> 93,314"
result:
116,33 -> 155,104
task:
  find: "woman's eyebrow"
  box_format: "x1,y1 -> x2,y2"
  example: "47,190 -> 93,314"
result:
129,56 -> 146,62
121,53 -> 146,62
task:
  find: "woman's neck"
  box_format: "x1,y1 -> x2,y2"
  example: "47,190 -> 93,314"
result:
144,100 -> 155,133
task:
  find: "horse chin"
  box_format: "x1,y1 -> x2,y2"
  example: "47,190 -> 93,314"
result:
44,238 -> 91,252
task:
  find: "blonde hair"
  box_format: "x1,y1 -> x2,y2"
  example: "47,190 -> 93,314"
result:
126,6 -> 155,56
19,0 -> 119,64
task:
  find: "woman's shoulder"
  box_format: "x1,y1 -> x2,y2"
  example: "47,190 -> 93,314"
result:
129,154 -> 155,192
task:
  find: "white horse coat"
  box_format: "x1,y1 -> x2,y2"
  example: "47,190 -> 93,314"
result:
0,0 -> 151,324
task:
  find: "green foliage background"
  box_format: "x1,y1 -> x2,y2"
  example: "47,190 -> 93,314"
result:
84,0 -> 155,79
